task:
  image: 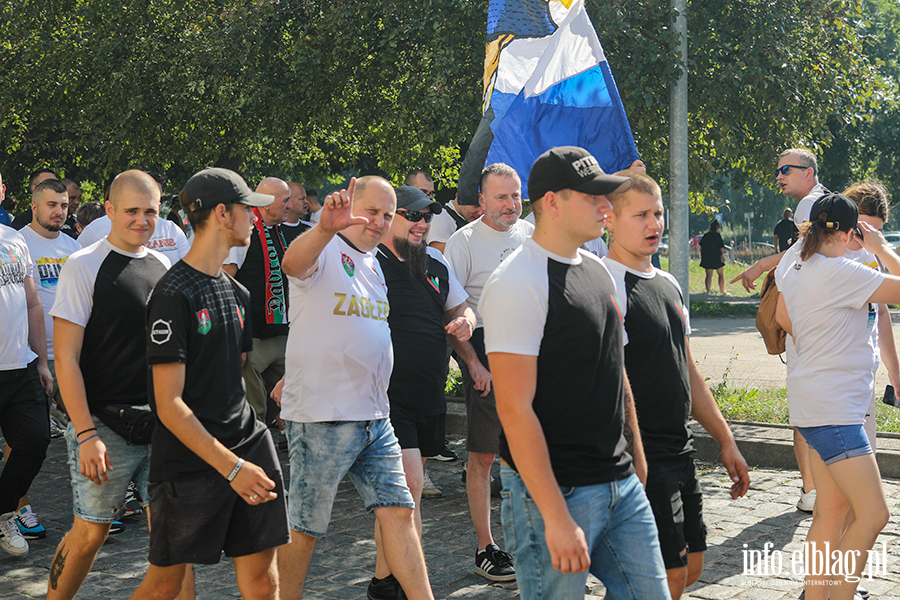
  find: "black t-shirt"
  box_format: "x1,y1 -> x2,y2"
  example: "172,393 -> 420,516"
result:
234,224 -> 289,339
481,240 -> 633,487
699,231 -> 725,268
606,263 -> 694,460
377,246 -> 451,416
281,221 -> 310,246
11,208 -> 32,230
774,218 -> 798,252
146,261 -> 266,481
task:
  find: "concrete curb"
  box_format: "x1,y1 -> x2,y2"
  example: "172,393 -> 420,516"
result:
448,398 -> 900,478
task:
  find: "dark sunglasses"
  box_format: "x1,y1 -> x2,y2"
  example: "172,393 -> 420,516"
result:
775,164 -> 809,177
397,210 -> 433,223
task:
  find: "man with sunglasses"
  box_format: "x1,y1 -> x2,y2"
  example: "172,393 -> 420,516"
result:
368,186 -> 476,599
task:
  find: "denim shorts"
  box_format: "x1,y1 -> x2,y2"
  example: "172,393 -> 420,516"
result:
500,466 -> 669,600
65,418 -> 150,523
797,424 -> 872,465
284,418 -> 414,538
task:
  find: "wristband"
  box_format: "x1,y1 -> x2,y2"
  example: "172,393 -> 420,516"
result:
77,427 -> 97,437
226,458 -> 245,482
78,434 -> 99,446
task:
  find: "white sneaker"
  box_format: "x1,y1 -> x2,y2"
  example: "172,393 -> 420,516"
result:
0,512 -> 29,556
421,471 -> 443,499
797,489 -> 816,513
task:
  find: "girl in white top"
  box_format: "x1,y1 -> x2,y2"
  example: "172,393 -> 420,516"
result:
775,193 -> 900,599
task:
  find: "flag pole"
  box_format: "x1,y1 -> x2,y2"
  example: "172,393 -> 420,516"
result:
669,0 -> 690,307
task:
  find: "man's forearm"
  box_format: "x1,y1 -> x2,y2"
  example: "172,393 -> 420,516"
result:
26,287 -> 48,366
449,336 -> 483,370
282,223 -> 334,279
622,375 -> 647,480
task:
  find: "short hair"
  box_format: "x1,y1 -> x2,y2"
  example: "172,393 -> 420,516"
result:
607,170 -> 661,214
708,220 -> 720,232
404,170 -> 432,186
779,148 -> 818,175
108,170 -> 160,207
783,208 -> 793,218
305,187 -> 318,198
28,168 -> 58,190
76,201 -> 105,228
32,179 -> 68,201
479,163 -> 520,192
843,181 -> 889,223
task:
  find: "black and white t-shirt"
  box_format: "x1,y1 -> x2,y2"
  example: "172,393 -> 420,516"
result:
603,258 -> 693,460
480,238 -> 633,487
377,245 -> 467,416
50,238 -> 170,411
146,261 -> 266,481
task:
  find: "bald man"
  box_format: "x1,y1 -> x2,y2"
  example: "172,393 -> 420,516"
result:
224,177 -> 293,424
47,171 -> 174,600
282,182 -> 311,245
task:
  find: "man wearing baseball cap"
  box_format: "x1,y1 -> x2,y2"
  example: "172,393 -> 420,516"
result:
130,168 -> 290,600
479,147 -> 671,599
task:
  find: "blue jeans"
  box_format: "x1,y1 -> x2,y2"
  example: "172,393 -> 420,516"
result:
284,419 -> 414,538
501,466 -> 671,600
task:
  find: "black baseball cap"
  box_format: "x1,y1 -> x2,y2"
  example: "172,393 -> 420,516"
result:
395,186 -> 442,214
810,193 -> 858,231
528,146 -> 632,200
181,168 -> 274,212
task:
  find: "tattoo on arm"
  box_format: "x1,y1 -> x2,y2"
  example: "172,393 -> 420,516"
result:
49,542 -> 68,590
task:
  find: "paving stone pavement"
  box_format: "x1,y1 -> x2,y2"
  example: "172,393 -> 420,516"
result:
4,436 -> 900,599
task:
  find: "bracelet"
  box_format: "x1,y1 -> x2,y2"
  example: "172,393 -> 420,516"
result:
78,434 -> 99,446
226,458 -> 245,482
77,427 -> 97,437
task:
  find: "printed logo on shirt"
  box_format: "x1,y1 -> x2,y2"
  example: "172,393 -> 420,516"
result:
236,305 -> 245,328
35,257 -> 68,289
196,309 -> 211,335
151,319 -> 173,345
0,243 -> 27,288
341,253 -> 355,277
426,275 -> 440,292
146,238 -> 177,250
333,293 -> 389,321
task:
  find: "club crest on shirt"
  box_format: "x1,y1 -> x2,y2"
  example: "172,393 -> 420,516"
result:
341,253 -> 355,277
196,309 -> 211,335
151,319 -> 172,345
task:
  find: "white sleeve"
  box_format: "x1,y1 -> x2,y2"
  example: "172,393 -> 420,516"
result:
77,217 -> 110,248
426,212 -> 457,245
826,259 -> 884,310
173,224 -> 191,258
443,230 -> 471,288
49,255 -> 95,327
226,244 -> 249,269
428,247 -> 468,309
480,255 -> 547,356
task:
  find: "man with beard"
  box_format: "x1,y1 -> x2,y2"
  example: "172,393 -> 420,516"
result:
60,179 -> 82,239
444,163 -> 534,582
368,186 -> 476,600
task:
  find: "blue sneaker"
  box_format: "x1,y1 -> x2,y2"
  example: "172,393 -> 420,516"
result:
15,505 -> 46,540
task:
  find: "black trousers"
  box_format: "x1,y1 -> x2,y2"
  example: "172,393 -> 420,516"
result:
0,359 -> 50,514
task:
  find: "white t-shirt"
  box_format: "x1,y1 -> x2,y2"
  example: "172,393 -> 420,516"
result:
0,226 -> 38,369
775,249 -> 883,426
793,183 -> 829,224
309,209 -> 321,224
426,207 -> 462,246
20,226 -> 82,361
78,216 -> 190,264
444,217 -> 534,327
280,235 -> 393,423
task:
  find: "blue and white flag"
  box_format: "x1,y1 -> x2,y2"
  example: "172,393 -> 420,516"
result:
458,0 -> 638,203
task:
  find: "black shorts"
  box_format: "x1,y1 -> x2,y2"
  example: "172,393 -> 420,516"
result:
147,432 -> 290,566
389,408 -> 446,457
644,455 -> 707,570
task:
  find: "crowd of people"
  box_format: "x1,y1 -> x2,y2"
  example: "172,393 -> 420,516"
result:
0,145 -> 889,600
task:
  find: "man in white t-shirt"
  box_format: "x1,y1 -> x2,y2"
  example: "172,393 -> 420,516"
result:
306,188 -> 323,224
426,190 -> 484,254
275,176 -> 434,600
0,216 -> 53,557
444,163 -> 534,582
77,212 -> 190,264
730,148 -> 828,512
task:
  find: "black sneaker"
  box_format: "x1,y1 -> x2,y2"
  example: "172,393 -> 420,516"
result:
108,521 -> 125,535
428,445 -> 458,462
475,543 -> 516,582
856,585 -> 869,599
367,574 -> 407,600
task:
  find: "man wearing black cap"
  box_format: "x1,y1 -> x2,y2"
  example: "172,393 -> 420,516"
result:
130,168 -> 290,600
480,147 -> 671,600
369,186 -> 476,599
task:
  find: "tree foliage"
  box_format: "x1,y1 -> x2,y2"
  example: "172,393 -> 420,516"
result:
0,0 -> 895,204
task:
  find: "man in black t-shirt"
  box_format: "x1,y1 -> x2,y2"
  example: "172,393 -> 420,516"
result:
369,186 -> 476,599
223,177 -> 293,424
481,147 -> 670,600
603,171 -> 750,599
773,208 -> 798,252
131,168 -> 290,600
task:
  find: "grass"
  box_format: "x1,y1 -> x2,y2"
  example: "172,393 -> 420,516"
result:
659,257 -> 761,298
689,302 -> 759,318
